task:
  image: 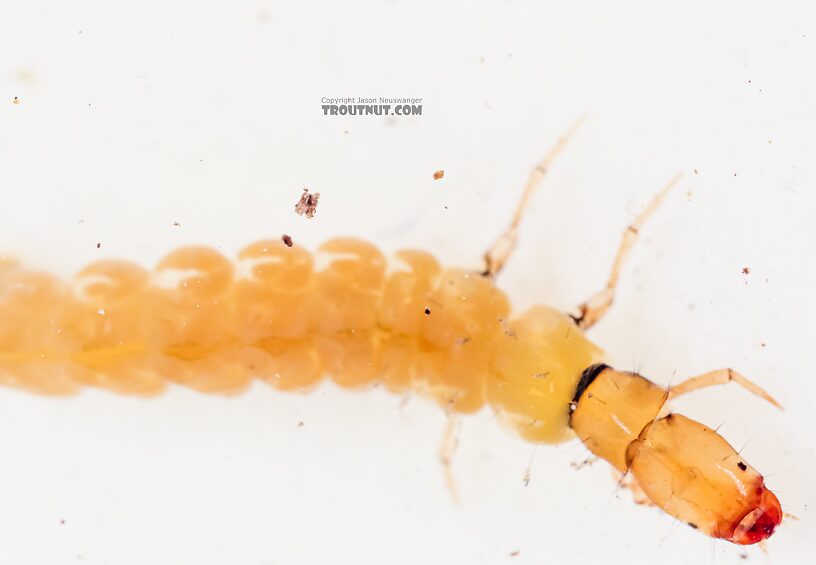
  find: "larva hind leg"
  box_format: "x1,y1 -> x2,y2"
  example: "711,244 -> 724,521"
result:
482,118 -> 584,279
668,368 -> 782,409
572,173 -> 682,330
438,413 -> 461,503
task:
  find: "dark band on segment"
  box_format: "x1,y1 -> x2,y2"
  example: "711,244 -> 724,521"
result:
572,363 -> 610,404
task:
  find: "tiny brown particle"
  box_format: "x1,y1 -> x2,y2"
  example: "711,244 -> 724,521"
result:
424,308 -> 431,315
96,243 -> 101,249
761,342 -> 766,347
173,221 -> 181,227
433,169 -> 444,180
60,519 -> 65,525
281,234 -> 293,247
737,461 -> 748,471
13,96 -> 20,105
295,188 -> 320,218
742,267 -> 750,275
297,421 -> 304,428
510,551 -> 520,557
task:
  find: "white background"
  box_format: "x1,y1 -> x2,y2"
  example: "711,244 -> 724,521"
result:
1,2 -> 813,564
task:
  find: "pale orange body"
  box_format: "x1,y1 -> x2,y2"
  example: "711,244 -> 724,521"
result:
0,238 -> 600,440
0,236 -> 782,545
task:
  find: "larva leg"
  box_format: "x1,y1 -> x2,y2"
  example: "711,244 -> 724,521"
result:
668,368 -> 782,409
614,470 -> 655,506
572,173 -> 682,330
482,118 -> 584,279
570,455 -> 599,470
438,413 -> 461,503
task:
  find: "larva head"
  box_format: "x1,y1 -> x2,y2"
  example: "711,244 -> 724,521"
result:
570,365 -> 782,545
626,414 -> 782,544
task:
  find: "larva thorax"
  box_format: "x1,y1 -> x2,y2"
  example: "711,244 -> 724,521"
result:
0,237 -> 603,444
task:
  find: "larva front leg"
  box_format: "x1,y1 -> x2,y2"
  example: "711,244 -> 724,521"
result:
667,368 -> 782,409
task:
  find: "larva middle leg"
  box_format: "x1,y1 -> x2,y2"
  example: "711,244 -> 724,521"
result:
572,172 -> 683,330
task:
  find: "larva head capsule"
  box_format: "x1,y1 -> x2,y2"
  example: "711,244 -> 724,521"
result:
569,365 -> 782,545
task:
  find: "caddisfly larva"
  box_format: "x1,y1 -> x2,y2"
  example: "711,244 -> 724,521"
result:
0,123 -> 783,547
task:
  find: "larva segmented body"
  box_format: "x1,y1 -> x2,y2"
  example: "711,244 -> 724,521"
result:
0,237 -> 602,444
0,132 -> 784,546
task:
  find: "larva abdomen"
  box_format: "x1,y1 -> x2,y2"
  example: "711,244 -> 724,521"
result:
0,238 -> 603,443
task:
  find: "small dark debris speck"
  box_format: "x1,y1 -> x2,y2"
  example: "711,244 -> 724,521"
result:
737,461 -> 748,471
60,519 -> 66,525
282,234 -> 293,247
510,550 -> 520,557
433,170 -> 444,180
96,243 -> 101,249
688,522 -> 698,529
297,421 -> 304,428
742,267 -> 750,275
424,308 -> 431,315
12,96 -> 20,105
173,221 -> 181,227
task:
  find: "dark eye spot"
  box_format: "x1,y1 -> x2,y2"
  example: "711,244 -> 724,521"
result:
737,461 -> 747,471
424,308 -> 431,315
